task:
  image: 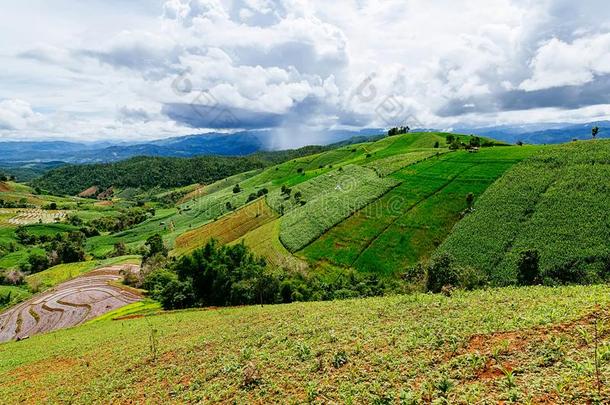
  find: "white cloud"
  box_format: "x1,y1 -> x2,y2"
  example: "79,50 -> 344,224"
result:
0,0 -> 609,142
0,99 -> 44,131
520,34 -> 610,91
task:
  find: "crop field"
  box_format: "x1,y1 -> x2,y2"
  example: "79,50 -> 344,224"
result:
0,209 -> 67,225
0,263 -> 141,343
173,199 -> 277,256
26,256 -> 141,292
1,285 -> 610,403
0,286 -> 31,311
86,299 -> 162,324
231,219 -> 308,271
0,247 -> 45,271
365,149 -> 445,176
302,147 -> 541,274
437,140 -> 610,285
83,133 -> 464,256
278,165 -> 399,252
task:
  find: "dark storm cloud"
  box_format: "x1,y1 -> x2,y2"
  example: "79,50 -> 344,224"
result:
162,102 -> 283,130
437,74 -> 610,117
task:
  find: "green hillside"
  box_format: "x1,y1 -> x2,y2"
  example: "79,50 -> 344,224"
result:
302,146 -> 540,275
437,140 -> 610,286
1,285 -> 609,403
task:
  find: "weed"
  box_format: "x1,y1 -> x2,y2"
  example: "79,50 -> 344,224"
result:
332,350 -> 349,368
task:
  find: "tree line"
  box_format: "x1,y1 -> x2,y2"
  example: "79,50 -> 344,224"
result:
32,146 -> 330,196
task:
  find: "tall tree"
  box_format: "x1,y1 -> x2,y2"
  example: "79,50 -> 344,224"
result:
592,126 -> 600,139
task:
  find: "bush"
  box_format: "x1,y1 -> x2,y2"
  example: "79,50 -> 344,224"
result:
149,240 -> 394,310
517,250 -> 540,286
425,254 -> 459,293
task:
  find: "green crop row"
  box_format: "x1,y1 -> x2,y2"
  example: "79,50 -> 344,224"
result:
437,140 -> 610,285
279,166 -> 398,252
365,150 -> 444,176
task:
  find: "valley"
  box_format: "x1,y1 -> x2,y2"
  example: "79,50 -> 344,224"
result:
1,132 -> 610,403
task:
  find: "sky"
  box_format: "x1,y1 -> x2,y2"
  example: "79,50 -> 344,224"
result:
1,0 -> 609,147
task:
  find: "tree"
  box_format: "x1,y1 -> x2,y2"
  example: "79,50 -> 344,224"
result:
425,254 -> 459,293
26,252 -> 51,274
469,137 -> 481,148
592,126 -> 600,139
466,192 -> 474,207
388,126 -> 410,136
434,141 -> 440,149
233,184 -> 241,193
144,234 -> 167,260
517,250 -> 540,286
446,134 -> 455,144
449,140 -> 461,150
112,242 -> 127,257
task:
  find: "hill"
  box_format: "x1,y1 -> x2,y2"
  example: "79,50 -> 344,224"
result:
1,284 -> 609,403
436,140 -> 610,286
31,145 -> 329,196
82,132 -> 505,261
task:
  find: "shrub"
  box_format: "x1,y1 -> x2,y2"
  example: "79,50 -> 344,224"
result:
517,250 -> 540,286
425,253 -> 459,293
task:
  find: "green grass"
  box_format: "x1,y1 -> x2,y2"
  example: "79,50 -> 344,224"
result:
21,223 -> 79,236
0,285 -> 31,310
1,285 -> 609,403
0,247 -> 45,270
26,256 -> 140,291
87,300 -> 162,324
302,146 -> 540,275
437,140 -> 610,285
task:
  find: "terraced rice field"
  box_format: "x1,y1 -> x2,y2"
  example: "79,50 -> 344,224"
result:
173,198 -> 277,256
0,264 -> 141,343
0,209 -> 67,225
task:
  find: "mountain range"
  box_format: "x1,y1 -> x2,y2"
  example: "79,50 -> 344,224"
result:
0,122 -> 607,167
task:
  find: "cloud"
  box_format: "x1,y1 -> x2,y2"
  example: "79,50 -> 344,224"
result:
520,34 -> 610,91
0,99 -> 43,131
162,102 -> 283,129
1,0 -> 610,142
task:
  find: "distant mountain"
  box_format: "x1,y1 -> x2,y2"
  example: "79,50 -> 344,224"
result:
453,121 -> 610,144
0,129 -> 385,165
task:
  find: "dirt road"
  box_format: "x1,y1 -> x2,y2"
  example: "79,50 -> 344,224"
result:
0,265 -> 141,343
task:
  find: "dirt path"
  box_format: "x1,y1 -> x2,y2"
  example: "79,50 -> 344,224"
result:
0,265 -> 141,343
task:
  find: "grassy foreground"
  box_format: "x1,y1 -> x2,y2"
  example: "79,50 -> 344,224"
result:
2,285 -> 610,403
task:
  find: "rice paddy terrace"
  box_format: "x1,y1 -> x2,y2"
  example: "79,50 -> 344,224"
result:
0,264 -> 141,343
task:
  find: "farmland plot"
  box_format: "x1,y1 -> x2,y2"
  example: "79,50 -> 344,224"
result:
437,141 -> 610,285
0,209 -> 67,225
278,165 -> 399,252
231,218 -> 308,271
173,198 -> 277,255
303,147 -> 539,274
0,264 -> 141,343
365,150 -> 445,176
